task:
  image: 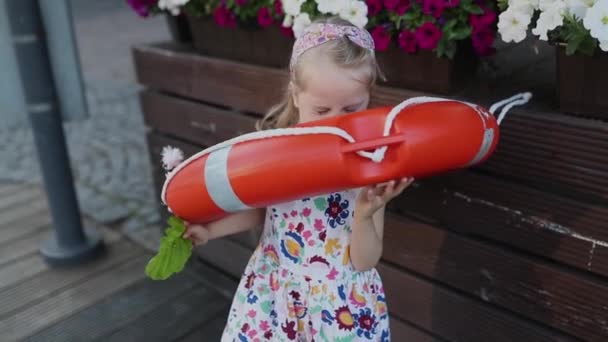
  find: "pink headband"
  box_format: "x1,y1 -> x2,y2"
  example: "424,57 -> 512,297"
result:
289,23 -> 375,72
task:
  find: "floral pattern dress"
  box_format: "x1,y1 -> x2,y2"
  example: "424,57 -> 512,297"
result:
221,189 -> 390,342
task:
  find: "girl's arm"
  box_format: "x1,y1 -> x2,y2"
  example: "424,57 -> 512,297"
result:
184,208 -> 266,246
350,178 -> 413,272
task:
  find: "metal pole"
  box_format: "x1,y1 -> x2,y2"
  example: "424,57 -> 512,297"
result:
5,0 -> 103,265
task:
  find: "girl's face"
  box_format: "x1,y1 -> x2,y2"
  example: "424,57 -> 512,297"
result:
293,56 -> 371,124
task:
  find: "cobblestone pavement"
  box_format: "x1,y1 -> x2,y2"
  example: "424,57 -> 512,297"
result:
0,0 -> 172,251
0,82 -> 163,250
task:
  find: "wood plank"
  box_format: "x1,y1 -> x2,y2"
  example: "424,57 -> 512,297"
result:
25,270 -> 200,342
377,263 -> 577,342
0,254 -> 149,341
177,310 -> 230,342
382,213 -> 608,341
0,228 -> 51,267
0,199 -> 48,227
140,90 -> 258,146
0,186 -> 43,210
134,43 -> 288,116
186,259 -> 241,300
102,288 -> 228,341
0,232 -> 131,318
0,221 -> 120,268
0,254 -> 47,290
390,317 -> 443,342
195,236 -> 254,280
391,171 -> 608,278
0,209 -> 51,245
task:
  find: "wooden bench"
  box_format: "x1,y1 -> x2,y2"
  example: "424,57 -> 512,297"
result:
134,42 -> 608,341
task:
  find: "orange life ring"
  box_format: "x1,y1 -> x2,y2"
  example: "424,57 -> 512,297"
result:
160,95 -> 529,224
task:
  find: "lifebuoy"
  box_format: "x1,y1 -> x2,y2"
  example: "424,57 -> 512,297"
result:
160,94 -> 531,224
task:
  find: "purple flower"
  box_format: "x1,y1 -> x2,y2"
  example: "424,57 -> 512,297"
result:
422,0 -> 445,18
367,0 -> 383,16
213,5 -> 236,28
257,7 -> 273,27
395,0 -> 411,15
469,9 -> 497,32
398,30 -> 417,53
274,0 -> 283,15
126,0 -> 157,17
235,0 -> 248,6
443,0 -> 459,8
370,26 -> 391,51
279,25 -> 294,38
415,22 -> 442,50
383,0 -> 399,11
472,27 -> 496,56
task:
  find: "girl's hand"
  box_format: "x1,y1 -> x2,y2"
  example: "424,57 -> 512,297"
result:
355,177 -> 415,220
183,223 -> 210,246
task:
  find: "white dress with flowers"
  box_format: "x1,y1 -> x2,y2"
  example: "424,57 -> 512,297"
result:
221,189 -> 390,342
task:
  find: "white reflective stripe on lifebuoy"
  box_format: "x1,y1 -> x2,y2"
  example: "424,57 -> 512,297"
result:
204,146 -> 252,212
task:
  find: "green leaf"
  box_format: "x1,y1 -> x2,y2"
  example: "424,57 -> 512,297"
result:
497,0 -> 509,11
448,25 -> 472,40
462,0 -> 483,14
436,39 -> 457,59
560,14 -> 598,56
314,197 -> 327,211
566,35 -> 583,55
145,215 -> 193,281
443,18 -> 458,32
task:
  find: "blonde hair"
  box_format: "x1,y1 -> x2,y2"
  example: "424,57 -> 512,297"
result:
256,17 -> 384,131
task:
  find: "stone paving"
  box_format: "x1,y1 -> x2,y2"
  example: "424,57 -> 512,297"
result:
0,81 -> 163,250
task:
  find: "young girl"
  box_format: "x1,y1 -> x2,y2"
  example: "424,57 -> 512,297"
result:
184,16 -> 414,341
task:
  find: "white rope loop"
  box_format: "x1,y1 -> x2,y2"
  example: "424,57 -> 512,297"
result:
489,92 -> 532,125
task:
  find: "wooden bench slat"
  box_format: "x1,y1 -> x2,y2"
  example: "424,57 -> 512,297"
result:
382,213 -> 608,341
392,171 -> 608,278
378,263 -> 577,342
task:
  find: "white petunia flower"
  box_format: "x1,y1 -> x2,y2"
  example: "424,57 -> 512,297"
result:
532,5 -> 566,40
600,40 -> 608,51
498,8 -> 533,43
161,146 -> 184,171
158,0 -> 190,15
293,13 -> 312,38
282,15 -> 294,28
283,0 -> 306,16
566,0 -> 596,19
316,0 -> 347,14
338,1 -> 368,28
583,0 -> 608,43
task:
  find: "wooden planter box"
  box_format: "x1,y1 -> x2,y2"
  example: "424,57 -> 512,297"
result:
187,16 -> 293,68
376,42 -> 478,94
556,46 -> 608,119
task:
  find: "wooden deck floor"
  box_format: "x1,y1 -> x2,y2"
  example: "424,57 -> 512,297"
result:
0,182 -> 235,342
